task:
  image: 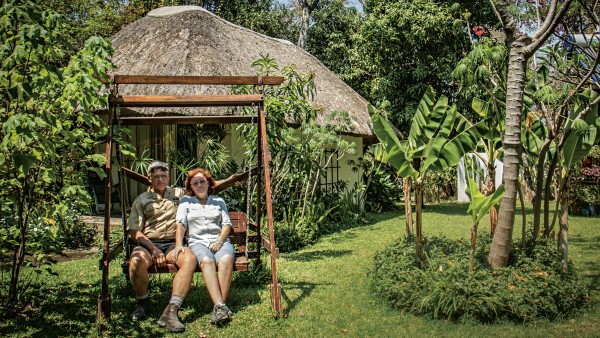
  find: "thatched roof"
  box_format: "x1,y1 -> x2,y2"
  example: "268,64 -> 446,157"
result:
110,6 -> 373,138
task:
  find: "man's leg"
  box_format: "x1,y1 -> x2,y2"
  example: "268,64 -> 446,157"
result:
129,247 -> 153,321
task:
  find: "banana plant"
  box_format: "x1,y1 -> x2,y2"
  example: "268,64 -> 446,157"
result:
371,87 -> 489,258
556,89 -> 599,271
464,171 -> 505,273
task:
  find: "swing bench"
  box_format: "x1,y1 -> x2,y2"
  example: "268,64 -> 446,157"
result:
98,75 -> 285,330
118,168 -> 262,273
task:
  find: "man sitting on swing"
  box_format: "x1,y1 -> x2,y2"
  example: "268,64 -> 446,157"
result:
127,160 -> 196,333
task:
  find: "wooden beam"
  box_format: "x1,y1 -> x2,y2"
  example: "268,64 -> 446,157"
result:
121,167 -> 257,193
121,167 -> 150,186
110,94 -> 263,107
119,115 -> 257,125
113,75 -> 284,85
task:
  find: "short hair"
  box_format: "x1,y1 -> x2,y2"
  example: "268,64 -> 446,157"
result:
147,161 -> 169,177
184,168 -> 216,196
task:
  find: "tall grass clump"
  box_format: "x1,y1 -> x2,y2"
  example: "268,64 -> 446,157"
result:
370,235 -> 589,323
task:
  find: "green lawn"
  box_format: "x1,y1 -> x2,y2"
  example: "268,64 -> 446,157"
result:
1,203 -> 599,337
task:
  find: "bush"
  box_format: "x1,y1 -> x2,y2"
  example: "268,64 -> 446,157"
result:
423,167 -> 457,203
55,200 -> 97,250
370,235 -> 589,323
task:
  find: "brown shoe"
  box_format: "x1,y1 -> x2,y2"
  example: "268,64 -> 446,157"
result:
157,303 -> 185,332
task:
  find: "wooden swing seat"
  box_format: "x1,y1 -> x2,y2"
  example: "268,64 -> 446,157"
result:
121,211 -> 259,274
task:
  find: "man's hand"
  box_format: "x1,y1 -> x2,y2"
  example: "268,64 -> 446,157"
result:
151,247 -> 166,267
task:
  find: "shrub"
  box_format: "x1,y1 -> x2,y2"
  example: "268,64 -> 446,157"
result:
371,235 -> 589,323
54,200 -> 97,250
423,167 -> 457,203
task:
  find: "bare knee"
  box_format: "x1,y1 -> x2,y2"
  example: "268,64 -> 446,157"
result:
178,252 -> 198,270
219,255 -> 233,265
129,253 -> 150,275
200,256 -> 215,269
218,255 -> 234,269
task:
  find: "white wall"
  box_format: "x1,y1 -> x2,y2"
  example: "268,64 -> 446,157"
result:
457,153 -> 503,202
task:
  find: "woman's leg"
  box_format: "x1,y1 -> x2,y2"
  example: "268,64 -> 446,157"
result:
200,256 -> 225,305
214,242 -> 235,301
217,255 -> 233,301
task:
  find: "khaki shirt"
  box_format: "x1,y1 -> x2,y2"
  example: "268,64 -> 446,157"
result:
127,186 -> 185,240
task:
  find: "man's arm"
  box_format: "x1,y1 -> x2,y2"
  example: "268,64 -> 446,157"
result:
128,229 -> 167,267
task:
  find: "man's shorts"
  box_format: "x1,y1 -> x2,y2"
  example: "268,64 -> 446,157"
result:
134,239 -> 176,255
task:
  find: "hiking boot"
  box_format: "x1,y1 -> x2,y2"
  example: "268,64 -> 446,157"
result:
210,303 -> 232,325
131,298 -> 150,322
158,303 -> 185,332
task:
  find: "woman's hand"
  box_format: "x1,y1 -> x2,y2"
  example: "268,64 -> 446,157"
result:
172,245 -> 185,262
209,240 -> 223,253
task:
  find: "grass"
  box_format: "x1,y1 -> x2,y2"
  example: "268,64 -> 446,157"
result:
1,202 -> 600,337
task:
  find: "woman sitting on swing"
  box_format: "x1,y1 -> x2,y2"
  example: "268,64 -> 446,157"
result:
175,168 -> 234,325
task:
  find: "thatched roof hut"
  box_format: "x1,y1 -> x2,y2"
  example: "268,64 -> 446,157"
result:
110,6 -> 373,139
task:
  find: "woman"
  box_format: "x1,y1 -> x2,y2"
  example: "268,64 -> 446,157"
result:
175,168 -> 234,325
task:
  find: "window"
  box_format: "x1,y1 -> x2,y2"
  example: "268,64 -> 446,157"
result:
321,149 -> 339,193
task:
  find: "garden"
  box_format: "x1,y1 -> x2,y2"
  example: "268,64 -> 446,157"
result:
2,0 -> 600,337
0,204 -> 599,337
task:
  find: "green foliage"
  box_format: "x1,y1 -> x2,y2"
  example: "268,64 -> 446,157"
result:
562,89 -> 599,168
0,0 -> 113,308
350,146 -> 402,212
306,0 -> 360,76
372,88 -> 488,179
170,125 -> 236,186
371,235 -> 589,322
347,0 -> 480,132
423,167 -> 456,203
232,55 -> 360,251
465,179 -> 504,224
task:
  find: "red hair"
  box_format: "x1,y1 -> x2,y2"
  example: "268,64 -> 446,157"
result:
184,168 -> 216,196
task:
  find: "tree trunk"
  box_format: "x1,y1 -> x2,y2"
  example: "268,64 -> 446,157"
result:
518,183 -> 527,250
558,173 -> 570,272
488,39 -> 529,268
403,177 -> 413,235
415,177 -> 423,259
297,0 -> 316,50
532,136 -> 553,240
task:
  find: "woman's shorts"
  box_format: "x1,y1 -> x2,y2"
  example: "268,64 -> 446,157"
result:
190,241 -> 234,265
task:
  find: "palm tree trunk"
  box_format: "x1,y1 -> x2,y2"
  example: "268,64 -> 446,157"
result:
488,40 -> 529,268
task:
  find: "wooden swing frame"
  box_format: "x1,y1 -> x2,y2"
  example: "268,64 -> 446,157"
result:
98,75 -> 284,330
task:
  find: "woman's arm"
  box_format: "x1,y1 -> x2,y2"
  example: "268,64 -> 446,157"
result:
173,196 -> 190,261
208,198 -> 232,253
172,222 -> 186,261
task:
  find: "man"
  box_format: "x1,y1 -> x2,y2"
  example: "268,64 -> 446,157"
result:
127,161 -> 197,333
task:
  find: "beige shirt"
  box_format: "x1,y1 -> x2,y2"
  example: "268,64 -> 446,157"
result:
127,186 -> 185,241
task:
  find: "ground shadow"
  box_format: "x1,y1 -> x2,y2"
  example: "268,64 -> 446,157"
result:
284,249 -> 353,263
279,280 -> 334,315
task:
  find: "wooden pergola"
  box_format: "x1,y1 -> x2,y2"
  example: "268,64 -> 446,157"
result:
97,75 -> 284,330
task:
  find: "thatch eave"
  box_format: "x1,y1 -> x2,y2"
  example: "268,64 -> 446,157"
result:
110,6 -> 373,138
